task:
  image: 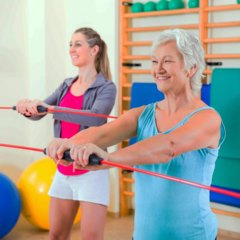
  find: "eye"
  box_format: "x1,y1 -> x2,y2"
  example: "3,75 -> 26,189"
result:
69,44 -> 72,47
76,44 -> 81,47
164,60 -> 171,63
152,60 -> 158,63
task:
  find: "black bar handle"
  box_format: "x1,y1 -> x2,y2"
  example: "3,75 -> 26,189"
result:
122,2 -> 133,6
122,169 -> 133,174
43,148 -> 103,165
205,62 -> 222,66
13,106 -> 48,113
122,63 -> 141,67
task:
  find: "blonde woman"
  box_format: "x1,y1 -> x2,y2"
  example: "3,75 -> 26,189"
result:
16,28 -> 116,240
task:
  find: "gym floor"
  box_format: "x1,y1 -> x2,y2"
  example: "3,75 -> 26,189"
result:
3,213 -> 237,240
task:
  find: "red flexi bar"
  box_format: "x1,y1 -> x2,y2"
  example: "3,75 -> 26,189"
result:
0,143 -> 240,199
0,143 -> 43,153
101,160 -> 240,199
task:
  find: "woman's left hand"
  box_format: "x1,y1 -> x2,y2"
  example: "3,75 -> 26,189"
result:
70,143 -> 112,171
26,99 -> 54,115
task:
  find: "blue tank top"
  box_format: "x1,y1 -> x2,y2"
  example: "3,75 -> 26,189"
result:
133,103 -> 226,240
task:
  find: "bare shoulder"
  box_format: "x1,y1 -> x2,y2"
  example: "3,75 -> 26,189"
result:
188,107 -> 222,130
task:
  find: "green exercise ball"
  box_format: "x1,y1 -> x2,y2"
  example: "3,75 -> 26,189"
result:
237,0 -> 240,4
188,0 -> 199,8
131,2 -> 144,13
156,0 -> 169,11
169,0 -> 184,10
144,1 -> 157,12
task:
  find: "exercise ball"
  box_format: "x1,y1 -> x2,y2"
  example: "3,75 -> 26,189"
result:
188,0 -> 199,8
17,157 -> 81,230
156,0 -> 169,11
169,0 -> 184,10
237,0 -> 240,3
0,173 -> 21,238
144,1 -> 156,12
131,2 -> 144,13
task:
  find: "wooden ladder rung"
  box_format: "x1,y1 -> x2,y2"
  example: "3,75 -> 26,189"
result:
122,96 -> 131,101
126,24 -> 198,33
124,41 -> 152,46
123,8 -> 199,19
123,55 -> 150,60
123,178 -> 135,183
204,37 -> 240,43
122,69 -> 212,75
205,54 -> 240,59
123,69 -> 151,74
211,208 -> 240,218
124,54 -> 240,60
123,191 -> 135,197
123,83 -> 132,87
205,4 -> 240,12
206,22 -> 240,28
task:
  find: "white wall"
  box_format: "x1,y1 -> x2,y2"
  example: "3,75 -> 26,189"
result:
0,0 -> 120,214
0,0 -> 32,169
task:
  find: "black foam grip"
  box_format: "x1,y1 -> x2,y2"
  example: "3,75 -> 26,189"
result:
12,105 -> 48,113
36,106 -> 48,113
43,148 -> 103,165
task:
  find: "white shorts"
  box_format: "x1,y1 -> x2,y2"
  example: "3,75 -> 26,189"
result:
48,169 -> 110,206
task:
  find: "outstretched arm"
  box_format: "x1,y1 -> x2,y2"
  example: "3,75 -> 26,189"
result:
52,81 -> 116,126
71,109 -> 221,169
46,106 -> 146,162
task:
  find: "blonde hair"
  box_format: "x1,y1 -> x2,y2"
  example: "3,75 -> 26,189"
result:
74,27 -> 112,80
151,28 -> 205,92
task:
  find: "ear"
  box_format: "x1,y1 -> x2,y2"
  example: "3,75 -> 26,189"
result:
188,64 -> 197,78
91,45 -> 100,56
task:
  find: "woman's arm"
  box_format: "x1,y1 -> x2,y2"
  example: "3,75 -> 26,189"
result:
108,109 -> 221,166
70,109 -> 221,170
20,82 -> 64,121
52,81 -> 117,126
46,106 -> 146,161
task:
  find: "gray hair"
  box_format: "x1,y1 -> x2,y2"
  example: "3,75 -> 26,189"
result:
151,28 -> 205,92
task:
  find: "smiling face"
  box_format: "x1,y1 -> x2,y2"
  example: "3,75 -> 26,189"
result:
69,33 -> 97,68
151,40 -> 189,94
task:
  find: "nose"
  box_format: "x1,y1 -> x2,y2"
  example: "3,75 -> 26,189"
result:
69,45 -> 76,54
155,62 -> 166,74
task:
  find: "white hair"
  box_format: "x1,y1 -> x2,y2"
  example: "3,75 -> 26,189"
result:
151,28 -> 205,93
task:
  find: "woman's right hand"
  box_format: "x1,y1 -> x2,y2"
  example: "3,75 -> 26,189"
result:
17,99 -> 51,116
16,99 -> 32,116
46,138 -> 75,165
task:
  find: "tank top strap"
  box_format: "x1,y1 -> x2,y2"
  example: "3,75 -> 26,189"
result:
181,106 -> 214,124
137,103 -> 156,133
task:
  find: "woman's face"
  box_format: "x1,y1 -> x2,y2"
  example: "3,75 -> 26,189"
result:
69,33 -> 95,67
151,40 -> 188,94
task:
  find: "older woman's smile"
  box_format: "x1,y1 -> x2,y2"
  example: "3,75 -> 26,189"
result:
156,76 -> 171,81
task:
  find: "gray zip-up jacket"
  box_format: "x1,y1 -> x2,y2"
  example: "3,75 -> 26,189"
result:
28,72 -> 117,138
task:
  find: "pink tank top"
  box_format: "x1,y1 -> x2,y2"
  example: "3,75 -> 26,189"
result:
58,85 -> 89,176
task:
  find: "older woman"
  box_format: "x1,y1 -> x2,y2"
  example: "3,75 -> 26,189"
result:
47,28 -> 224,240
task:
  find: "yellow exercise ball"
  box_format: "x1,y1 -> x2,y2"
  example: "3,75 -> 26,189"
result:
17,157 -> 81,230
